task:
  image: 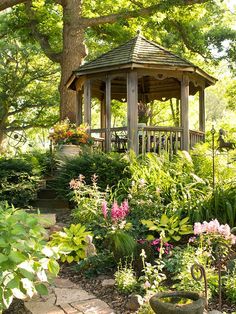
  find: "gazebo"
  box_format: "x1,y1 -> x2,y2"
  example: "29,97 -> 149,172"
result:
67,33 -> 216,154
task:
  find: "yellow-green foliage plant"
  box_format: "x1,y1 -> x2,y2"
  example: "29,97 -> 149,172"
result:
49,223 -> 92,263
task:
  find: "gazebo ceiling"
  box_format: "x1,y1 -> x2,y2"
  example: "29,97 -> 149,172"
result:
67,34 -> 217,99
90,76 -> 201,102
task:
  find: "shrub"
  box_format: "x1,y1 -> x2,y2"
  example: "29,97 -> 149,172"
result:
21,149 -> 55,176
0,158 -> 39,206
0,203 -> 60,312
53,152 -> 131,199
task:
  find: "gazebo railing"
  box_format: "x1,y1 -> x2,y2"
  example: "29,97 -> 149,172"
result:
139,126 -> 183,155
189,130 -> 205,148
91,127 -> 204,154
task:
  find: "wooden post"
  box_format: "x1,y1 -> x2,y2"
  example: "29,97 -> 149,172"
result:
76,91 -> 83,126
199,87 -> 205,139
100,98 -> 106,139
127,71 -> 138,154
84,79 -> 91,132
181,74 -> 189,151
105,76 -> 111,152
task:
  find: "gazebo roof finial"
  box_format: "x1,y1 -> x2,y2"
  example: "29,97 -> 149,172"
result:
136,28 -> 142,36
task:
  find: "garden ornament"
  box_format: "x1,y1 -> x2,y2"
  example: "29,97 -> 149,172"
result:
85,235 -> 97,257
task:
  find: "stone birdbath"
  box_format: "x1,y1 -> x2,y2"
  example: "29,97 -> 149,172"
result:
150,291 -> 205,314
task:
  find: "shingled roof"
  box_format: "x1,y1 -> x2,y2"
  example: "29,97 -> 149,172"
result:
75,34 -> 197,75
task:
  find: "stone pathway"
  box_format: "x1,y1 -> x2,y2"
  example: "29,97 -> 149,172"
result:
25,278 -> 115,314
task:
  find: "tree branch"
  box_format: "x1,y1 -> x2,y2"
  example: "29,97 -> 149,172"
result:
25,1 -> 62,63
170,19 -> 211,60
7,103 -> 56,116
0,0 -> 28,11
80,0 -> 209,27
5,123 -> 53,132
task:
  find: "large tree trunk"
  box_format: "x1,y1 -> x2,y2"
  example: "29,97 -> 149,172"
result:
60,0 -> 86,123
0,130 -> 5,152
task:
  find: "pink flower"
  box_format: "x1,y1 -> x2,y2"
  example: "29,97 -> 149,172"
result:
218,224 -> 231,237
69,178 -> 81,189
194,222 -> 203,235
205,219 -> 220,233
111,200 -> 129,221
101,201 -> 108,219
151,239 -> 160,246
189,236 -> 196,243
121,200 -> 129,215
111,201 -> 121,221
231,235 -> 236,245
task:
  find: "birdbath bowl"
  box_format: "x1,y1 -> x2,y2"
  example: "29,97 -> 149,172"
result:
150,291 -> 205,314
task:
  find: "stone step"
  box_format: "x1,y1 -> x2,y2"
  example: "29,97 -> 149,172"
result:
46,178 -> 57,189
31,199 -> 69,209
37,188 -> 58,199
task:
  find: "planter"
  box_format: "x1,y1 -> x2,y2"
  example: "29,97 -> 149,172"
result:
56,144 -> 82,159
150,291 -> 205,314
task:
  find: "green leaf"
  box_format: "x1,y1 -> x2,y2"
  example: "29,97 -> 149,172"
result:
18,268 -> 35,281
149,225 -> 158,231
3,289 -> 13,309
172,235 -> 181,241
48,259 -> 60,276
141,220 -> 156,228
179,217 -> 190,226
8,251 -> 26,264
6,277 -> 20,290
146,234 -> 155,241
66,255 -> 74,263
0,239 -> 8,248
35,283 -> 48,296
0,253 -> 8,263
160,214 -> 169,225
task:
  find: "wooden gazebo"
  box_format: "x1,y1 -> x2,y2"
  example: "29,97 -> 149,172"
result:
67,33 -> 216,154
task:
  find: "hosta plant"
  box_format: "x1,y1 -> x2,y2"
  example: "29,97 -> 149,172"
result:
142,214 -> 192,242
49,223 -> 92,263
0,203 -> 60,312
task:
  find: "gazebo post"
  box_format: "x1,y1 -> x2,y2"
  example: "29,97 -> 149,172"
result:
127,71 -> 138,154
181,74 -> 190,151
84,79 -> 91,132
100,98 -> 106,139
105,76 -> 111,152
199,86 -> 205,139
76,91 -> 83,126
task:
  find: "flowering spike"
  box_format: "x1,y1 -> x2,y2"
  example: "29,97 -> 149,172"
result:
101,201 -> 108,219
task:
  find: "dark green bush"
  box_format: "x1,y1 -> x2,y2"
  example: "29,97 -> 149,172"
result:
20,149 -> 55,176
0,157 -> 39,207
53,152 -> 131,198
